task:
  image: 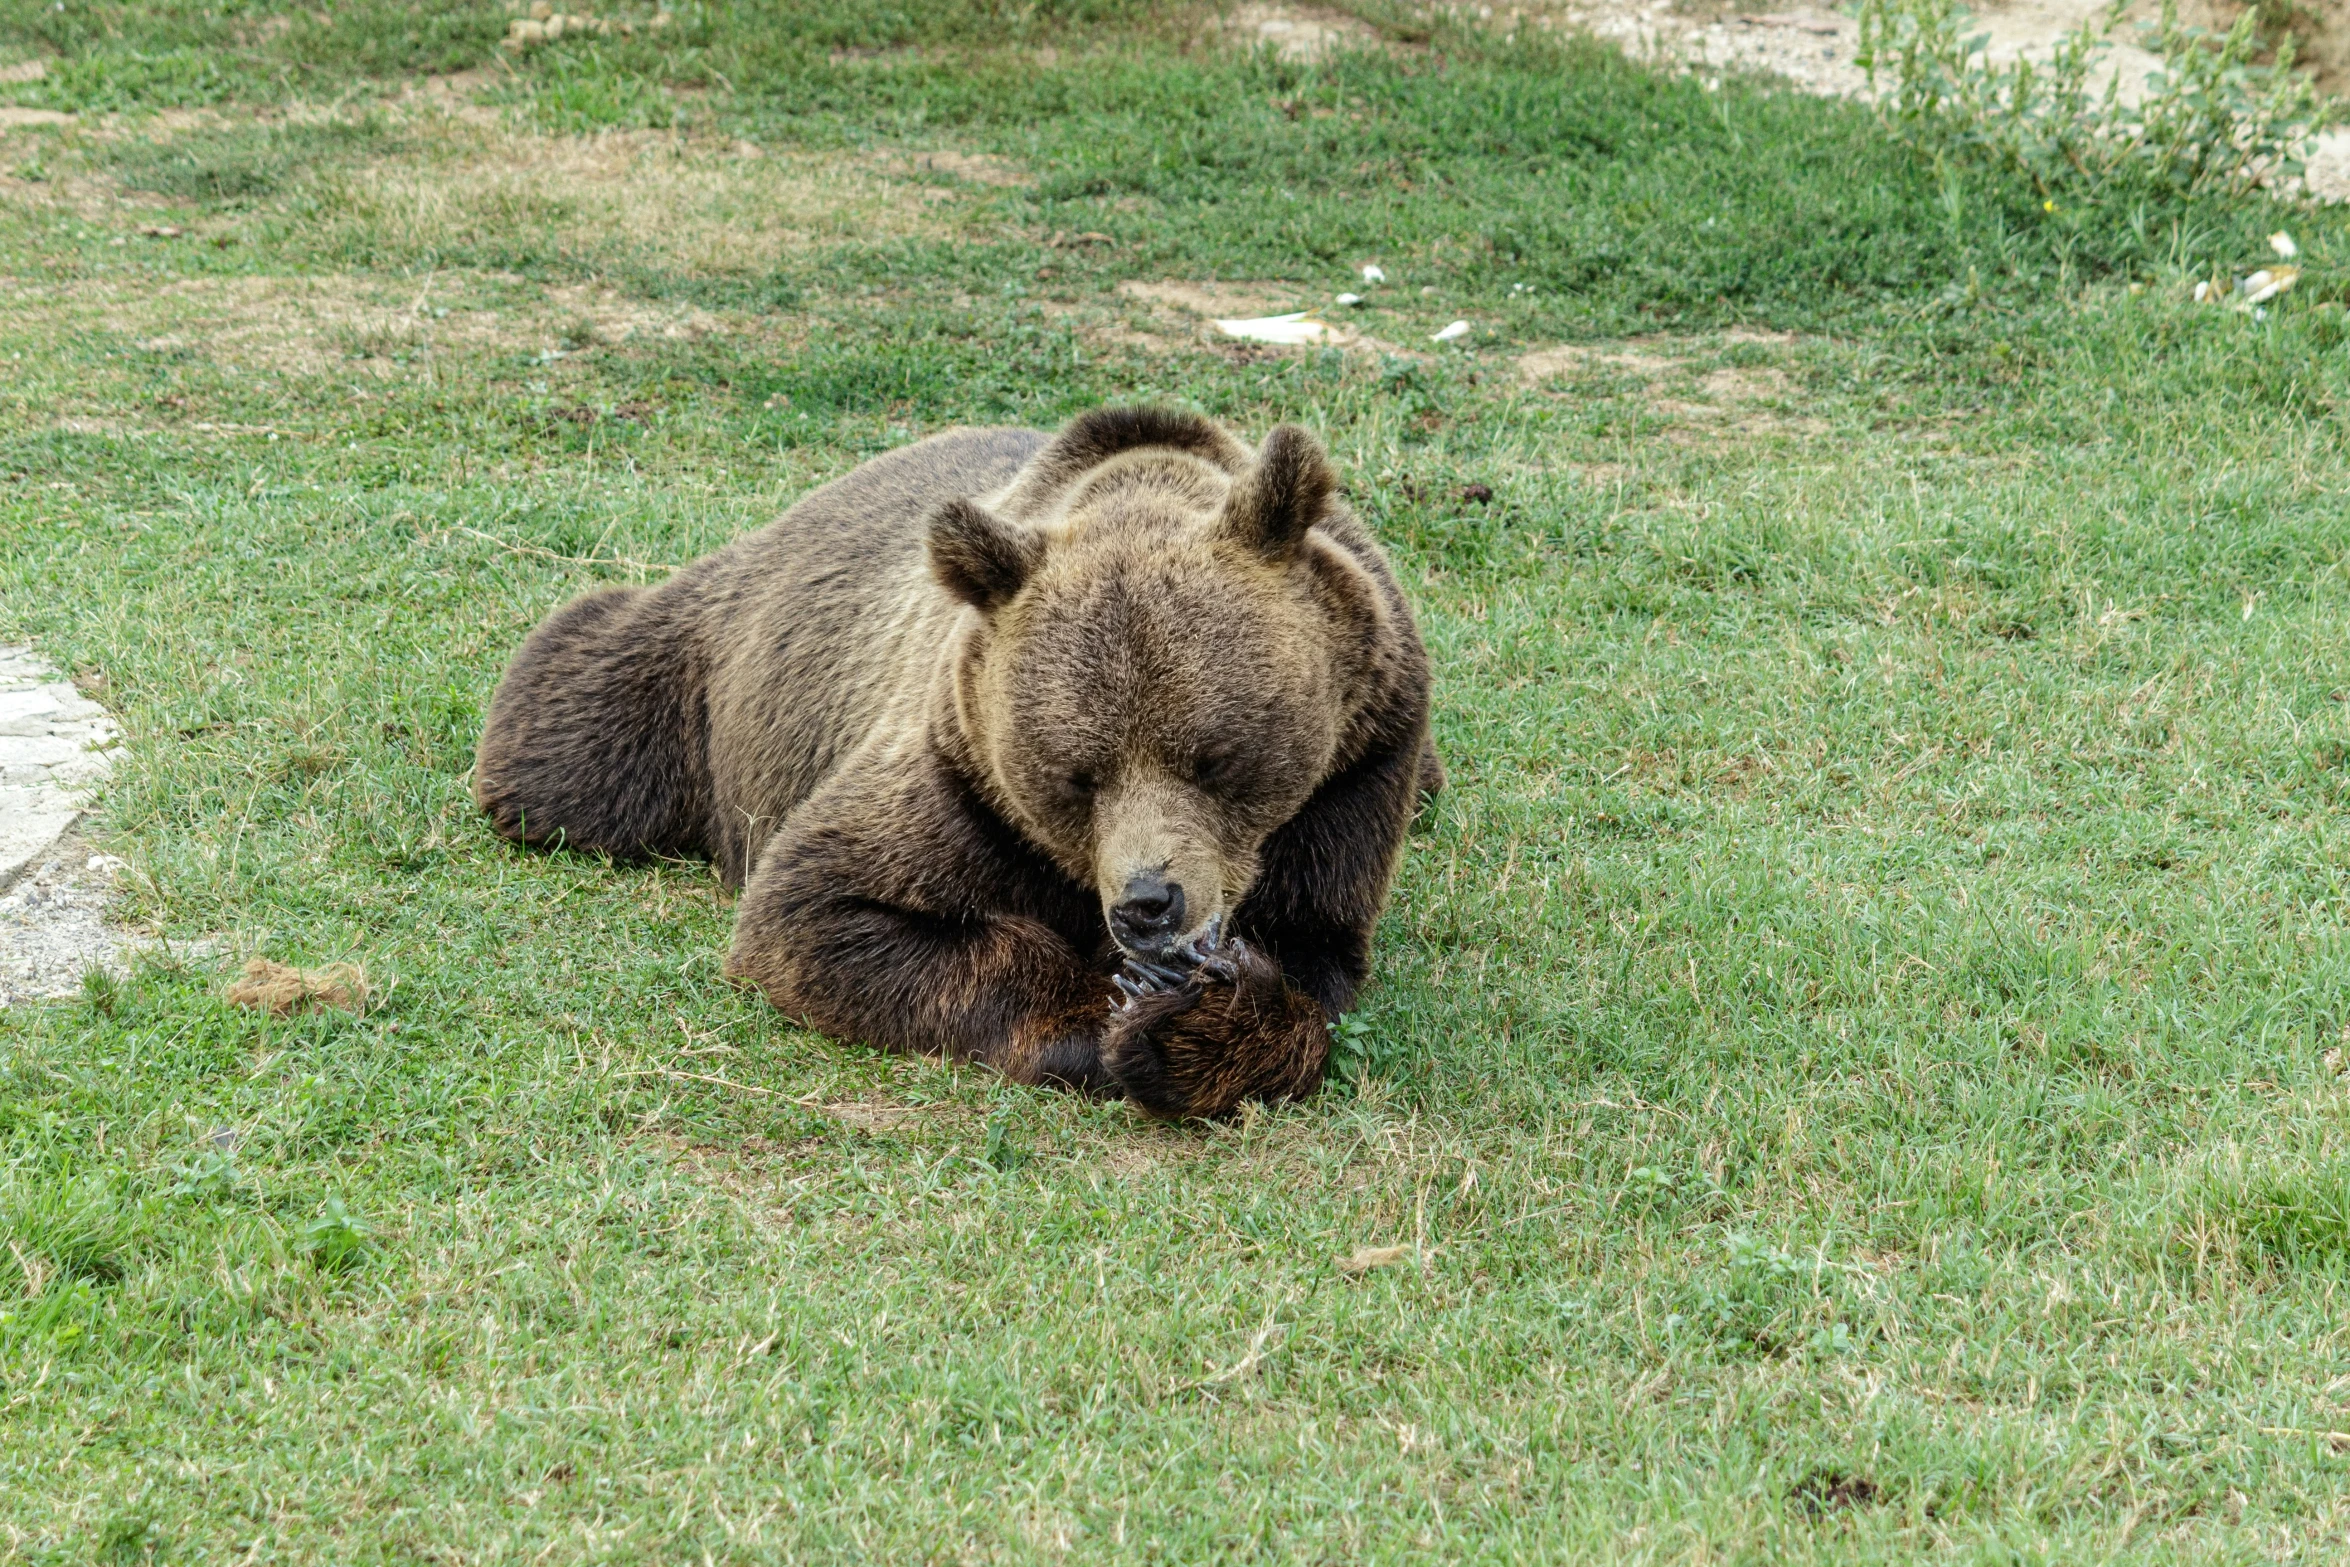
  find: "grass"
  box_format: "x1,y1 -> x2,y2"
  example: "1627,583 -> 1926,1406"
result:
4,1 -> 2350,1560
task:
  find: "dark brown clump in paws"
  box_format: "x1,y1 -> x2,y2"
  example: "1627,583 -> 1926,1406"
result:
1106,924 -> 1330,1119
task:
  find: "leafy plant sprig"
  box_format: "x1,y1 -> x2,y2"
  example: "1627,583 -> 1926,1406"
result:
1856,0 -> 2340,204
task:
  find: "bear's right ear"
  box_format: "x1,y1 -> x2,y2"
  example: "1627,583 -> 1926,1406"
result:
1219,424 -> 1336,561
927,498 -> 1043,612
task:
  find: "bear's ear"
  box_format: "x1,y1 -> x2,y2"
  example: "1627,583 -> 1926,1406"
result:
927,498 -> 1043,612
1220,424 -> 1336,561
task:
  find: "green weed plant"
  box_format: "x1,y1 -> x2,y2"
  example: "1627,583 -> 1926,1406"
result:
1858,0 -> 2342,203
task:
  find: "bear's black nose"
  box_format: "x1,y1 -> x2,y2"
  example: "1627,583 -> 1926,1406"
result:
1110,871 -> 1186,951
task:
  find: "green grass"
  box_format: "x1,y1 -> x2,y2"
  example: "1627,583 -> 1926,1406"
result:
5,2 -> 2350,1561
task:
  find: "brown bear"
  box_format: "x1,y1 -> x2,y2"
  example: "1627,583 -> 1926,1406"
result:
473,407 -> 1439,1119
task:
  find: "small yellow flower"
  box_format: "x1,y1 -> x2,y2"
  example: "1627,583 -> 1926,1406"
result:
2043,200 -> 2057,213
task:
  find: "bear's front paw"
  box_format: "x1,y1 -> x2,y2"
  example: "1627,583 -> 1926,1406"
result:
1102,929 -> 1329,1120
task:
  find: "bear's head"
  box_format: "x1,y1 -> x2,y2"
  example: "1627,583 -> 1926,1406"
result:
928,409 -> 1396,960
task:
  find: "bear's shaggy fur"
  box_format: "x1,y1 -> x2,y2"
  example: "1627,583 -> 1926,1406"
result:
474,407 -> 1438,1118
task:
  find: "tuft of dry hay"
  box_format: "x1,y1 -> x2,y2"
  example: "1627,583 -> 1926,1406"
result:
225,957 -> 369,1016
1336,1243 -> 1413,1275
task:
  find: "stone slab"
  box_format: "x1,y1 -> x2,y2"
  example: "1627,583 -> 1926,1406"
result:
0,648 -> 139,1001
0,787 -> 84,893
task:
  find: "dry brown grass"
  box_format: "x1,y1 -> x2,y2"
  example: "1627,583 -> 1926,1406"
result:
869,147 -> 1033,188
1515,342 -> 1681,383
1518,332 -> 1828,436
11,273 -> 525,375
1115,278 -> 1314,320
329,122 -> 955,277
5,266 -> 788,381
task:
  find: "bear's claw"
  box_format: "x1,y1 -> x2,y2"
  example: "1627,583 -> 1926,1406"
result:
1110,916 -> 1245,1017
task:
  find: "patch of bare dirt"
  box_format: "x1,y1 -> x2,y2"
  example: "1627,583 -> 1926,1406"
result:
0,165 -> 178,227
1519,335 -> 1827,435
873,148 -> 1033,187
144,108 -> 226,135
1039,298 -> 1180,353
1117,279 -> 1313,319
1699,364 -> 1796,400
0,107 -> 72,128
1101,1145 -> 1161,1179
1516,330 -> 1799,385
1087,1132 -> 1216,1179
824,1101 -> 923,1132
235,14 -> 295,46
2151,0 -> 2348,95
1656,398 -> 1829,438
543,283 -> 724,345
649,1097 -> 982,1196
1516,341 -> 1681,383
643,1134 -> 817,1219
394,69 -> 505,127
1215,4 -> 1386,60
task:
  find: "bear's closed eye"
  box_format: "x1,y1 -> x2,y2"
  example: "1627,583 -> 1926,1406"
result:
1194,749 -> 1262,792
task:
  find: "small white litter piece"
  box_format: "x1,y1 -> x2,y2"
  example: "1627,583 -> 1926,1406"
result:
1360,264 -> 1386,284
2240,267 -> 2297,306
1431,319 -> 1471,343
1215,312 -> 1333,345
1334,292 -> 1363,307
2270,231 -> 2299,259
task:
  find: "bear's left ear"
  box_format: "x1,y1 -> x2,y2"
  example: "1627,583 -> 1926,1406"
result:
1220,424 -> 1336,561
928,498 -> 1044,612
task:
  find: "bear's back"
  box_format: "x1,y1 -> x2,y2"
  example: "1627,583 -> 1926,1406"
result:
687,426 -> 1048,874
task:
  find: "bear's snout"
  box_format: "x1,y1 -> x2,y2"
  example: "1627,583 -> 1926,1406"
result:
1109,869 -> 1186,954
1091,776 -> 1235,958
